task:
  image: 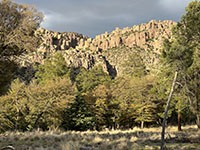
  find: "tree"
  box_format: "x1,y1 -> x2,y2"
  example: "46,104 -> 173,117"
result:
0,60 -> 18,95
122,52 -> 147,77
0,0 -> 43,95
111,76 -> 136,129
0,77 -> 76,131
0,79 -> 28,131
0,0 -> 43,57
88,84 -> 118,129
111,74 -> 158,129
131,75 -> 158,128
162,0 -> 200,129
25,77 -> 77,130
151,66 -> 183,128
111,51 -> 158,128
34,52 -> 70,84
75,65 -> 112,93
62,94 -> 95,131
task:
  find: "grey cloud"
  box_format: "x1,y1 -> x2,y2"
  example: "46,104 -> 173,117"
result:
13,0 -> 192,37
159,0 -> 191,11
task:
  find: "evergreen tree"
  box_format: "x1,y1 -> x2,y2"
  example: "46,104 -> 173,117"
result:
35,52 -> 70,84
62,94 -> 95,131
112,75 -> 158,129
75,65 -> 112,93
162,0 -> 200,128
122,52 -> 147,77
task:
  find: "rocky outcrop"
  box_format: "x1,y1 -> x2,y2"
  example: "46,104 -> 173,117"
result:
18,20 -> 176,78
35,20 -> 175,53
35,28 -> 88,59
62,49 -> 117,78
75,20 -> 176,51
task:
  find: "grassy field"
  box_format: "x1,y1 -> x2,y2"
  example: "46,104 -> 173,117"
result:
0,125 -> 200,150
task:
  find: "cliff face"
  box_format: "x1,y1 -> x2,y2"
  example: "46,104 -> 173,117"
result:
76,20 -> 175,51
19,20 -> 176,78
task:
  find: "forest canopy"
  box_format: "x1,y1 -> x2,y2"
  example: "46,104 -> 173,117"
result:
0,0 -> 200,132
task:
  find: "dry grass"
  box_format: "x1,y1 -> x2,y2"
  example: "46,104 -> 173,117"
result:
0,125 -> 200,150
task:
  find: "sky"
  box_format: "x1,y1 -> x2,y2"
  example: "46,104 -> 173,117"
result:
13,0 -> 192,37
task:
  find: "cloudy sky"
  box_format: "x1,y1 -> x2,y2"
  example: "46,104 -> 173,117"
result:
13,0 -> 192,37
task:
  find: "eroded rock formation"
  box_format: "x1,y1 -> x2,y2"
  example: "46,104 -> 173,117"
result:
76,20 -> 176,51
18,20 -> 176,78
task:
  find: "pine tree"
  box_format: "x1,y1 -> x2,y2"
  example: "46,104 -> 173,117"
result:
75,65 -> 111,93
62,94 -> 95,131
162,0 -> 200,129
35,52 -> 70,84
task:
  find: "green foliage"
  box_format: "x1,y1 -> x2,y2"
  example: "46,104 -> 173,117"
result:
111,76 -> 136,128
122,52 -> 147,77
150,67 -> 176,121
88,84 -> 119,129
75,65 -> 112,93
0,60 -> 18,95
35,52 -> 70,84
162,38 -> 193,71
0,77 -> 77,132
0,0 -> 43,57
111,75 -> 158,128
161,0 -> 200,128
62,94 -> 95,131
0,79 -> 27,131
2,0 -> 200,132
0,0 -> 43,95
130,76 -> 158,127
25,77 -> 76,130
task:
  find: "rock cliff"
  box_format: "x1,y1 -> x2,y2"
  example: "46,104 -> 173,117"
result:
76,20 -> 175,52
18,20 -> 176,78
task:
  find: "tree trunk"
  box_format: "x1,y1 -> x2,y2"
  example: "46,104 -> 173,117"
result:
33,112 -> 44,129
196,114 -> 200,129
141,121 -> 144,129
160,71 -> 178,150
178,110 -> 182,131
15,103 -> 20,130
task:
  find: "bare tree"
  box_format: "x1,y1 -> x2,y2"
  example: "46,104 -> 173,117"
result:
160,71 -> 178,150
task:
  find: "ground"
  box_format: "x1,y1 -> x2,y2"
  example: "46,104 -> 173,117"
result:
0,125 -> 200,150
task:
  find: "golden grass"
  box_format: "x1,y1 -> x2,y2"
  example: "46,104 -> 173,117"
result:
0,125 -> 200,150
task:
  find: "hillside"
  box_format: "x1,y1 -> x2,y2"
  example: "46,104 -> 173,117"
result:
18,20 -> 176,78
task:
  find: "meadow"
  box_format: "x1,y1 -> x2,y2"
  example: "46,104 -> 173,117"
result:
0,125 -> 200,150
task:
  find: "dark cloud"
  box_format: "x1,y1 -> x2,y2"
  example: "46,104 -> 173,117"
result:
13,0 -> 192,37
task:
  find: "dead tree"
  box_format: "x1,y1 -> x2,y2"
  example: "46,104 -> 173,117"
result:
160,71 -> 178,150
